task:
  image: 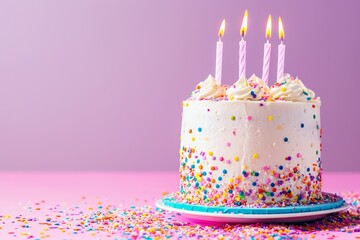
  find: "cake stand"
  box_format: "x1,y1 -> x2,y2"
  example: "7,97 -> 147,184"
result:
155,192 -> 349,223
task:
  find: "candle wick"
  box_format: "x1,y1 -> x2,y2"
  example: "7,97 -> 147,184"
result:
266,39 -> 269,44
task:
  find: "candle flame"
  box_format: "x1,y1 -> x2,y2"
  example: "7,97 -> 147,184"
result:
240,10 -> 248,37
266,15 -> 272,39
278,17 -> 284,41
218,19 -> 226,38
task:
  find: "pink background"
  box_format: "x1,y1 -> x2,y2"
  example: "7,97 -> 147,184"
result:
0,0 -> 359,171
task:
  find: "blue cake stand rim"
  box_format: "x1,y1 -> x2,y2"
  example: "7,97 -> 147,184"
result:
161,192 -> 345,215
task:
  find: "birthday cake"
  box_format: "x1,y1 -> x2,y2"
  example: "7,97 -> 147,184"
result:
175,74 -> 322,207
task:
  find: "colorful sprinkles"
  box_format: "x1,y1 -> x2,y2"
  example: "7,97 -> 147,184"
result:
0,192 -> 359,239
180,100 -> 322,207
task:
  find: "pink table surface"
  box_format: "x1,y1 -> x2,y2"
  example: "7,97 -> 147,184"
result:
0,171 -> 359,239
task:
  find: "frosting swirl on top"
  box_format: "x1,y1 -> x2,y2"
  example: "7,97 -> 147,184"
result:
191,75 -> 226,100
269,75 -> 316,102
226,74 -> 269,100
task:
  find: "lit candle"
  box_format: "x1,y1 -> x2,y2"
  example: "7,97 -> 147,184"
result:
277,17 -> 286,82
215,19 -> 226,84
239,10 -> 248,79
262,15 -> 272,84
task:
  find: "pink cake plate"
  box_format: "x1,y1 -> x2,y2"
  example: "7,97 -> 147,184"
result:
155,192 -> 349,224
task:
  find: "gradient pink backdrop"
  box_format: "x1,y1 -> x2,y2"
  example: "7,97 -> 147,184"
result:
0,0 -> 359,171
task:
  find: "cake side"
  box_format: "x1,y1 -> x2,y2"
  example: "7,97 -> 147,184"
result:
178,100 -> 322,207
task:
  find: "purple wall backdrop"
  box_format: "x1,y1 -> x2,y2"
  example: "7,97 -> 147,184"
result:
0,1 -> 359,171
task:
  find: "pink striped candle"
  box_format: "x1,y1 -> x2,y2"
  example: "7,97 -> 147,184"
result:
215,19 -> 225,84
277,17 -> 286,82
262,15 -> 272,84
239,10 -> 248,79
239,40 -> 246,79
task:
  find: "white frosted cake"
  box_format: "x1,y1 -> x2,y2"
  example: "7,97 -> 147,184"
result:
176,74 -> 322,207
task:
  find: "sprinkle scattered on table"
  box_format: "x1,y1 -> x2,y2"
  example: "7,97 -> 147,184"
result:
0,192 -> 359,239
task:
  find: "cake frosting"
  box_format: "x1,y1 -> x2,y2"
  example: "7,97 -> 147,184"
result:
176,74 -> 322,207
226,74 -> 269,101
191,75 -> 226,100
269,75 -> 316,102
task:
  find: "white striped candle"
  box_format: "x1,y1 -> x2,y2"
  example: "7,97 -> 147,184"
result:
215,19 -> 226,84
262,15 -> 272,84
239,39 -> 246,79
277,42 -> 286,82
277,17 -> 286,82
216,40 -> 223,84
262,41 -> 271,84
239,10 -> 248,79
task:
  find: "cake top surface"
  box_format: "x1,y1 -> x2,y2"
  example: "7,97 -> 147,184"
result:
190,74 -> 318,102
